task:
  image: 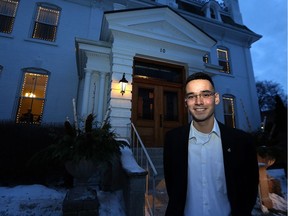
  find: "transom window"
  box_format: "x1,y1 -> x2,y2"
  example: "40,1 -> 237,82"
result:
16,69 -> 49,124
223,94 -> 236,128
32,3 -> 60,42
217,47 -> 231,74
134,58 -> 184,84
0,0 -> 19,34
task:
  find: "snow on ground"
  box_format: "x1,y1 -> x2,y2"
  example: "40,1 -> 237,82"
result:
0,185 -> 125,216
0,169 -> 286,216
0,184 -> 65,216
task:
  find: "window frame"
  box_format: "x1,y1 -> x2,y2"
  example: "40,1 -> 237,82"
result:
31,2 -> 61,42
217,47 -> 231,74
0,0 -> 19,34
222,94 -> 236,128
16,68 -> 50,124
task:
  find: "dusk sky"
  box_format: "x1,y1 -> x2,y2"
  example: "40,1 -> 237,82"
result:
239,0 -> 287,94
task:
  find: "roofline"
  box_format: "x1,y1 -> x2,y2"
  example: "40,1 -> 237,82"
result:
104,5 -> 217,43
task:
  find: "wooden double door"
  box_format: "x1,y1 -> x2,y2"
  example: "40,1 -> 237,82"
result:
132,59 -> 187,147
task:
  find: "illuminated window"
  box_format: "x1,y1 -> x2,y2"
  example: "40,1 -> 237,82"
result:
0,0 -> 19,34
16,69 -> 49,124
217,47 -> 231,74
32,3 -> 60,42
223,94 -> 236,128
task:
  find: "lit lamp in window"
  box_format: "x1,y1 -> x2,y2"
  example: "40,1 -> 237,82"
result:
119,73 -> 128,95
25,92 -> 36,98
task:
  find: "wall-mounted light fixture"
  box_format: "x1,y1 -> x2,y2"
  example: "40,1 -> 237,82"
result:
0,65 -> 3,73
119,73 -> 128,95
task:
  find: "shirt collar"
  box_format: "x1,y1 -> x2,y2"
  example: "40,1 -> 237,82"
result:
189,118 -> 221,140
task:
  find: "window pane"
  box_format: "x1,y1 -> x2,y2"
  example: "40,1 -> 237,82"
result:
17,97 -> 34,123
36,6 -> 59,25
32,5 -> 60,41
16,72 -> 48,124
224,115 -> 233,128
210,8 -> 215,19
0,15 -> 14,33
134,60 -> 183,83
137,88 -> 154,120
164,91 -> 178,121
17,98 -> 45,123
217,49 -> 228,60
32,22 -> 57,42
0,0 -> 19,33
0,0 -> 18,16
223,96 -> 236,128
219,60 -> 230,73
217,48 -> 230,73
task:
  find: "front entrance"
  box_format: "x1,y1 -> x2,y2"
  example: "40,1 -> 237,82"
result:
132,58 -> 187,147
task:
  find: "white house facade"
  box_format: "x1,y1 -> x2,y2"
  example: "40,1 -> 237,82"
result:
0,0 -> 262,147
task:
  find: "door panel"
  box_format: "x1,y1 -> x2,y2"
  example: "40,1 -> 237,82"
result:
132,58 -> 186,147
132,82 -> 185,147
160,86 -> 184,146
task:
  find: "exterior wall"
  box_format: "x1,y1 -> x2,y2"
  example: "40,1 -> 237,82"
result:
100,6 -> 217,138
178,4 -> 261,131
0,0 -> 261,135
211,41 -> 261,131
0,0 -> 103,123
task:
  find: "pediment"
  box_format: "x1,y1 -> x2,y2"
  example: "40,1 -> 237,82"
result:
130,20 -> 194,42
101,6 -> 216,48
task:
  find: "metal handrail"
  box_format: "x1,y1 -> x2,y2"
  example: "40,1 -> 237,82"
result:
129,122 -> 158,216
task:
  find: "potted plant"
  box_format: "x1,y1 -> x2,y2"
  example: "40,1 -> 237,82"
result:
30,113 -> 128,215
41,113 -> 126,181
31,113 -> 126,183
52,113 -> 124,162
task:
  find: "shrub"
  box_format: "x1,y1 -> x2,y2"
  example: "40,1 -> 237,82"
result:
0,121 -> 69,186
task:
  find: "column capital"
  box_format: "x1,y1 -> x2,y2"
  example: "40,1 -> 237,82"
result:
84,68 -> 94,74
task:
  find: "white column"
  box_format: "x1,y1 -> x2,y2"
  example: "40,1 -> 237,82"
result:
96,71 -> 106,123
81,68 -> 92,117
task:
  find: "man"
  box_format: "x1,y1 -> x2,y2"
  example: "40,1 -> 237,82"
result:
163,72 -> 259,216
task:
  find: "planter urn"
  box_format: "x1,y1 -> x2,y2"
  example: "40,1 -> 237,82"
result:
62,159 -> 99,216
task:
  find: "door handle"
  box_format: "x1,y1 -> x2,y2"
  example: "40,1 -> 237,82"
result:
160,114 -> 163,128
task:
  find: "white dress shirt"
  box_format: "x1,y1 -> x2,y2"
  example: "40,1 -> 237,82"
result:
184,119 -> 231,216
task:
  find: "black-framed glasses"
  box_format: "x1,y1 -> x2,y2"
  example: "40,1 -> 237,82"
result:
185,91 -> 215,101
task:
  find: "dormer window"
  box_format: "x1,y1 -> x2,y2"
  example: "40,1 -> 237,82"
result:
210,8 -> 216,19
202,1 -> 222,22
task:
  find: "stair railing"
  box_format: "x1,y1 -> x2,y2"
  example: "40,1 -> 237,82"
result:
128,122 -> 158,216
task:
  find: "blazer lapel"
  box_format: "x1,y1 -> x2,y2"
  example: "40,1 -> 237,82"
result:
218,122 -> 233,157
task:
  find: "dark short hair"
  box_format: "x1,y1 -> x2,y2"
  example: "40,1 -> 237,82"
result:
185,72 -> 215,88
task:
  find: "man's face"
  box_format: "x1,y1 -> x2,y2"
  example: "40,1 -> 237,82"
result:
185,79 -> 220,123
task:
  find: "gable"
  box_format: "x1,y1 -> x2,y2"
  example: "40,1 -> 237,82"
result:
101,6 -> 216,48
